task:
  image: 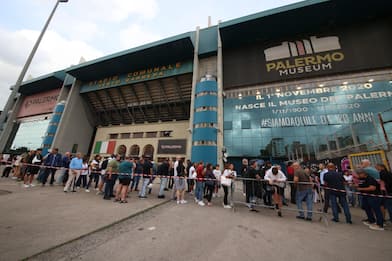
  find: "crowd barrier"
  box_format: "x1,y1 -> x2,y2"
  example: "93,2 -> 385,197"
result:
1,159 -> 391,199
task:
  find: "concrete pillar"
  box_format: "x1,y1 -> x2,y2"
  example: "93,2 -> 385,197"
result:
216,23 -> 224,165
0,91 -> 23,152
187,26 -> 200,161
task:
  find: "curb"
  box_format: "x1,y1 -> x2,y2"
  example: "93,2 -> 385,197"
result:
22,199 -> 171,260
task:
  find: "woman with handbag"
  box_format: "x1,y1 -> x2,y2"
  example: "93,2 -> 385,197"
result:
221,163 -> 236,208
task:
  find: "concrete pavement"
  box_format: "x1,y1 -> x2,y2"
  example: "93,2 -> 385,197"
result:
29,197 -> 392,261
0,177 -> 169,260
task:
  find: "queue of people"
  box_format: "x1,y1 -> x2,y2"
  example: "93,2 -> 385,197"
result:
1,150 -> 392,231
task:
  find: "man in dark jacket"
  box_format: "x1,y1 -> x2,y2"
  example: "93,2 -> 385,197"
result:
324,163 -> 352,223
41,148 -> 62,186
245,160 -> 261,211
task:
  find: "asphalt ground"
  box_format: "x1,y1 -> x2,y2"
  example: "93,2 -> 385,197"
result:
28,190 -> 392,261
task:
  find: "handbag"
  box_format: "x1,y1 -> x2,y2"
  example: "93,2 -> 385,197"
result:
221,175 -> 232,186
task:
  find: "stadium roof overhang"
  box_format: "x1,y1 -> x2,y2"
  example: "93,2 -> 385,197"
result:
219,0 -> 392,49
66,32 -> 195,82
19,70 -> 66,95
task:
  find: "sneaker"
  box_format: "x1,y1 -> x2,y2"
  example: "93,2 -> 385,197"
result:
223,205 -> 232,209
23,184 -> 29,188
194,198 -> 198,203
30,184 -> 35,187
181,200 -> 187,204
76,186 -> 80,190
369,224 -> 384,231
198,201 -> 205,206
94,188 -> 99,191
177,201 -> 180,204
207,202 -> 212,206
85,189 -> 90,193
363,221 -> 375,226
278,210 -> 282,217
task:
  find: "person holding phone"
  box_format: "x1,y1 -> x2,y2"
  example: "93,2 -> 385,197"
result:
265,166 -> 287,217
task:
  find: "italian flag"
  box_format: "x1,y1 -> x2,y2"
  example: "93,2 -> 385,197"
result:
93,141 -> 116,154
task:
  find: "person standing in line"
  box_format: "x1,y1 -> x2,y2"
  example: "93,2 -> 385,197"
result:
213,164 -> 222,198
22,150 -> 35,186
265,166 -> 287,217
175,159 -> 187,204
376,163 -> 392,224
103,155 -> 121,200
172,157 -> 181,200
261,161 -> 273,206
287,162 -> 296,204
241,159 -> 248,196
76,156 -> 89,192
130,158 -> 142,192
221,163 -> 236,208
245,160 -> 260,212
24,149 -> 42,188
87,155 -> 101,191
115,156 -> 134,203
343,170 -> 356,207
64,152 -> 83,193
97,156 -> 110,195
318,163 -> 329,213
139,158 -> 153,199
293,162 -> 313,221
42,148 -> 62,186
186,159 -> 192,193
56,152 -> 70,185
323,163 -> 352,224
204,163 -> 216,206
157,159 -> 170,199
195,161 -> 205,206
355,168 -> 384,231
187,162 -> 196,195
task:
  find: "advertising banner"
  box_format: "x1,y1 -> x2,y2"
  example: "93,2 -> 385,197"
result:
157,139 -> 187,154
223,81 -> 392,158
17,88 -> 60,118
223,20 -> 392,88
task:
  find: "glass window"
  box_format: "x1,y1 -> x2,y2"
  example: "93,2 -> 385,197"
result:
146,132 -> 157,138
11,118 -> 51,150
109,133 -> 118,139
223,121 -> 232,130
133,132 -> 144,138
120,133 -> 131,139
241,120 -> 251,129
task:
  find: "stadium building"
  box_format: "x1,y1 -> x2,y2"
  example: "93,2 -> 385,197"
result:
0,0 -> 391,167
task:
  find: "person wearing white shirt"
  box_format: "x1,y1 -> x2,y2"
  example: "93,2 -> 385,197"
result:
213,164 -> 222,198
265,166 -> 287,217
221,163 -> 236,208
188,162 -> 196,194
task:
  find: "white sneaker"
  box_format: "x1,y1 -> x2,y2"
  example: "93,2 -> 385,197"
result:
369,224 -> 384,231
198,201 -> 205,206
94,188 -> 99,191
181,200 -> 187,204
224,205 -> 232,209
363,221 -> 375,226
194,198 -> 198,203
85,189 -> 90,193
177,201 -> 180,205
30,184 -> 35,187
12,177 -> 18,180
23,184 -> 29,188
76,186 -> 80,190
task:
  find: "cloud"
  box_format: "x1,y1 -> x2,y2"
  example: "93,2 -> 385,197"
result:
119,24 -> 161,49
0,27 -> 103,109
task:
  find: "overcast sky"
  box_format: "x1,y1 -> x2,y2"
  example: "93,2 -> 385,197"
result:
0,0 -> 300,109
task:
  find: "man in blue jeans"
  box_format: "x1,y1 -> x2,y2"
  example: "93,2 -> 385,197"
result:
355,168 -> 384,231
293,162 -> 313,221
139,158 -> 153,199
323,163 -> 352,224
157,159 -> 170,198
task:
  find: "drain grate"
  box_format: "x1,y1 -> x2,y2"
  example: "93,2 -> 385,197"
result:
0,190 -> 12,195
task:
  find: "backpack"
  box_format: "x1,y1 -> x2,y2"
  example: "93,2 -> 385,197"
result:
101,159 -> 109,170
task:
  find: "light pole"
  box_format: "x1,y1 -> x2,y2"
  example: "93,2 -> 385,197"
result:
0,0 -> 68,132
